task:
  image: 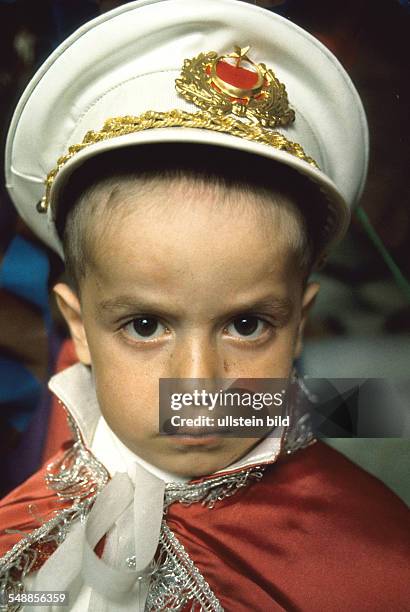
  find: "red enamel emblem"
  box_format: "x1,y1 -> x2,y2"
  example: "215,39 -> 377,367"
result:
215,59 -> 260,90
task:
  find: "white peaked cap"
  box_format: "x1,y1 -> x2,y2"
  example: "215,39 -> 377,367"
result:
5,0 -> 369,259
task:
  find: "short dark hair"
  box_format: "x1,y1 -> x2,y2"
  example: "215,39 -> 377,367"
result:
56,144 -> 324,292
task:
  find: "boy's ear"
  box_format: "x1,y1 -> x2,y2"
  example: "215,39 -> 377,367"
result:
53,283 -> 91,365
294,281 -> 320,359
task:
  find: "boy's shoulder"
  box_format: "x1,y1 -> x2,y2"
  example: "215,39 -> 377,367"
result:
263,440 -> 410,545
0,448 -> 72,561
279,440 -> 408,519
166,439 -> 409,533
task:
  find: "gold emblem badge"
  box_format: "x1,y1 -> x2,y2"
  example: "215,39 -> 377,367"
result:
176,46 -> 295,128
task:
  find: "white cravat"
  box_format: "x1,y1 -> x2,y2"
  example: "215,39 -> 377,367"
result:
31,463 -> 165,612
29,417 -> 184,612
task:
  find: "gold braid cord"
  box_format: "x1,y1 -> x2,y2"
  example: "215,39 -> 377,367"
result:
39,109 -> 317,213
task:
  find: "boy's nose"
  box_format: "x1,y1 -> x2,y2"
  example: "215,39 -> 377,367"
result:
171,339 -> 223,380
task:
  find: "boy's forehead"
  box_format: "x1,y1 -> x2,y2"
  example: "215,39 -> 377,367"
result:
6,0 -> 368,263
83,194 -> 301,314
84,166 -> 303,244
89,173 -> 297,249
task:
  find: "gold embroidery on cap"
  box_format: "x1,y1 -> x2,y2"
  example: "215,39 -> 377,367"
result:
175,46 -> 295,128
38,110 -> 317,214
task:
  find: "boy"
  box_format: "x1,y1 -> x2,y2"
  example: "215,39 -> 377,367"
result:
0,1 -> 409,610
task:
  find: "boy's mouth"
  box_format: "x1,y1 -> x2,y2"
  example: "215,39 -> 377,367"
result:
165,427 -> 230,447
168,434 -> 222,447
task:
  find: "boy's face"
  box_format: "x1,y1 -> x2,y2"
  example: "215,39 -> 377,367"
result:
55,178 -> 319,478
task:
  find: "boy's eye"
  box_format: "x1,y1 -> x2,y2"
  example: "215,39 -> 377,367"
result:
123,317 -> 166,341
225,316 -> 268,340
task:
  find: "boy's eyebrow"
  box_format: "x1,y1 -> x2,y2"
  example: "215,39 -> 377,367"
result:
97,296 -> 170,316
97,294 -> 294,322
236,296 -> 294,323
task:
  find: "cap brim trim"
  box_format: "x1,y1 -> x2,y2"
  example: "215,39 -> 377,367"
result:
49,120 -> 350,259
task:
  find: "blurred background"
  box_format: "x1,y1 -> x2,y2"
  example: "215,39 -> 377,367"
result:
0,0 -> 409,501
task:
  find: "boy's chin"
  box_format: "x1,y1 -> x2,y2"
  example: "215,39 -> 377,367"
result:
152,437 -> 261,479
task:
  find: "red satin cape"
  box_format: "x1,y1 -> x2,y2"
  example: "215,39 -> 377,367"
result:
1,442 -> 409,610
